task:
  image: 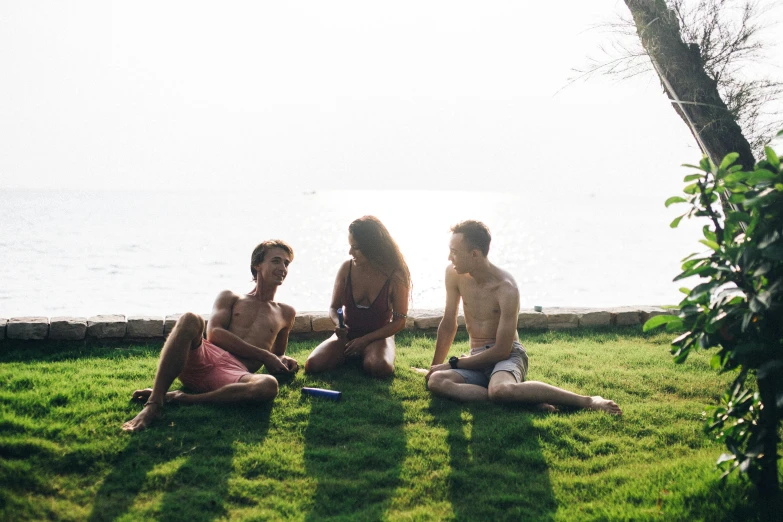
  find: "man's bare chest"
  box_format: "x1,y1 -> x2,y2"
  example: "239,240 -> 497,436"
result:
460,283 -> 501,319
229,301 -> 285,339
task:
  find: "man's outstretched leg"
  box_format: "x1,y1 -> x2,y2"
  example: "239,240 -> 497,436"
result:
487,373 -> 622,415
122,312 -> 205,432
428,370 -> 490,402
132,373 -> 278,405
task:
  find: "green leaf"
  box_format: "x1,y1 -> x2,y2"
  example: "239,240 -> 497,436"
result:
699,239 -> 719,251
699,156 -> 712,172
665,196 -> 687,208
682,163 -> 707,171
765,146 -> 780,169
679,287 -> 691,294
702,226 -> 716,242
683,173 -> 703,182
680,252 -> 700,263
726,211 -> 751,225
724,171 -> 748,183
674,264 -> 716,281
670,215 -> 684,229
747,169 -> 778,185
710,354 -> 723,370
750,293 -> 771,313
762,246 -> 783,261
758,231 -> 780,249
743,188 -> 775,206
719,152 -> 740,170
683,183 -> 700,195
643,314 -> 681,332
665,320 -> 685,332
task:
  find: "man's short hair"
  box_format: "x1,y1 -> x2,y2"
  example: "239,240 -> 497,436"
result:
250,240 -> 294,281
450,220 -> 491,257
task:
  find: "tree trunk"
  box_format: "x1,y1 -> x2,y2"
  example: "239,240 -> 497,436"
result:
624,0 -> 756,169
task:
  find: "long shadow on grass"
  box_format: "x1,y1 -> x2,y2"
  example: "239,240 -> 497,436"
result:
303,362 -> 406,521
430,398 -> 557,521
88,401 -> 272,522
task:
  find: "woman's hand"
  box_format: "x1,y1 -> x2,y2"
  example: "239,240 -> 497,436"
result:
344,336 -> 370,356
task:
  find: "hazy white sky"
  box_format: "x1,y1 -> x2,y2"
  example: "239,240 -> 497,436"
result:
0,1 -> 780,192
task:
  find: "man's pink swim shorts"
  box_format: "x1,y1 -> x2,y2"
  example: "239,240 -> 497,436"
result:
178,339 -> 252,392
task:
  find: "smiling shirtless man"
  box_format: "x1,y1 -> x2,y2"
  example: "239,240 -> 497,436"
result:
122,240 -> 300,432
426,221 -> 621,415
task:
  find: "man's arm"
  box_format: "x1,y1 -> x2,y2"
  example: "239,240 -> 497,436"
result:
205,290 -> 288,373
271,304 -> 295,356
431,266 -> 461,366
271,305 -> 299,372
453,283 -> 519,369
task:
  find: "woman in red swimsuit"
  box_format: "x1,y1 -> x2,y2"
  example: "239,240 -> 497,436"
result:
304,215 -> 411,378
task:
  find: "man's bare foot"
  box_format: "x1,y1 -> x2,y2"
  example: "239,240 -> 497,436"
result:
535,403 -> 558,413
131,388 -> 154,402
131,388 -> 185,404
587,396 -> 622,415
121,402 -> 162,432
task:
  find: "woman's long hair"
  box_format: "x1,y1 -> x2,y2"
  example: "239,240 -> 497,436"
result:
348,215 -> 411,289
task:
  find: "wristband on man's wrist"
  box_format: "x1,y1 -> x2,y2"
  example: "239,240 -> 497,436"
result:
449,356 -> 459,369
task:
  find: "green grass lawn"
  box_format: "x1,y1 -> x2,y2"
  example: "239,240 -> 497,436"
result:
0,328 -> 766,521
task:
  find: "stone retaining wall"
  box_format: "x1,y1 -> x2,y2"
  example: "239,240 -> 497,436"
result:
0,306 -> 673,342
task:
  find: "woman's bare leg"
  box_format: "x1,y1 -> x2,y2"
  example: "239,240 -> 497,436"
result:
304,334 -> 347,374
362,337 -> 395,378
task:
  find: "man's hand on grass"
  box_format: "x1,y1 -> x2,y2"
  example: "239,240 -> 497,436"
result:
280,355 -> 299,373
425,363 -> 450,381
265,354 -> 291,374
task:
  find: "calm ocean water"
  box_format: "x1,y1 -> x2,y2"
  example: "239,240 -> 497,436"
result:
1,189 -> 701,318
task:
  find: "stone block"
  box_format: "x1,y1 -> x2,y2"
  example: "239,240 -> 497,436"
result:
49,317 -> 88,340
610,306 -> 642,326
7,317 -> 49,340
87,314 -> 127,339
579,311 -> 612,327
457,314 -> 466,329
311,312 -> 335,333
411,309 -> 443,330
517,312 -> 547,329
546,311 -> 579,329
126,316 -> 164,338
0,318 -> 6,340
292,314 -> 312,333
404,315 -> 415,330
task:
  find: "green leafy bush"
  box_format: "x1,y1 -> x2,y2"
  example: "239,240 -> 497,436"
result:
645,131 -> 783,502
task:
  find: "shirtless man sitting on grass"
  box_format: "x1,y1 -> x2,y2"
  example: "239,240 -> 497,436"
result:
122,240 -> 300,432
425,221 -> 622,415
